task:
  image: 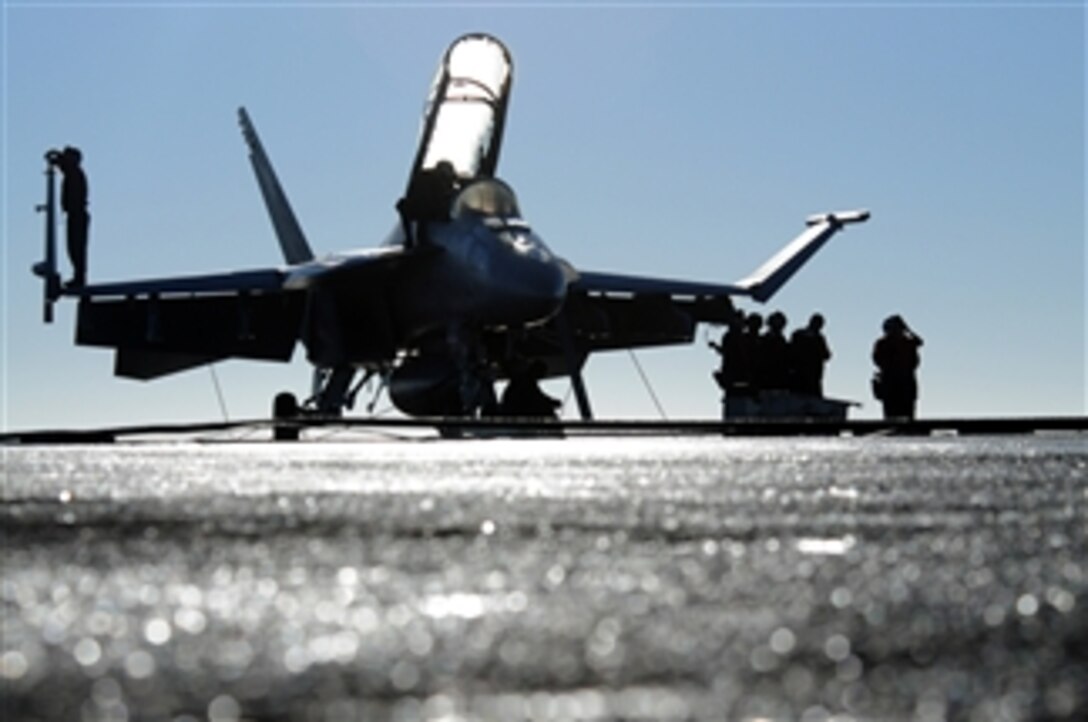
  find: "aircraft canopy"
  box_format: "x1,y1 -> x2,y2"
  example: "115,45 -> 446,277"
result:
415,34 -> 513,182
452,179 -> 522,219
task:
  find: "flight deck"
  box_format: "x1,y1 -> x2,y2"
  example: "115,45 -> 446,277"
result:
2,435 -> 1086,720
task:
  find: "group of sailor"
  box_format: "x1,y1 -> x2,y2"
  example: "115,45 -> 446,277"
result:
710,310 -> 923,420
710,310 -> 832,400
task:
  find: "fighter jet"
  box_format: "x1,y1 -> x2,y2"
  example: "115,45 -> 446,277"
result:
36,33 -> 868,421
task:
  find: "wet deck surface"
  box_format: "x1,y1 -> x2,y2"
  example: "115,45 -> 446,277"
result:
2,435 -> 1086,721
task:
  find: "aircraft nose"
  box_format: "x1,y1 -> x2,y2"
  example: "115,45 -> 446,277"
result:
514,251 -> 567,321
530,252 -> 568,310
495,231 -> 568,323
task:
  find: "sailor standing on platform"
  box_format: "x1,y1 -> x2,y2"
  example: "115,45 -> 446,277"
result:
759,311 -> 792,393
49,146 -> 90,288
396,159 -> 458,248
791,313 -> 832,397
710,311 -> 749,396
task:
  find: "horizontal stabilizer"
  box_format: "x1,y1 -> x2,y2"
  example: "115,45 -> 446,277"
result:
734,210 -> 870,303
238,107 -> 315,265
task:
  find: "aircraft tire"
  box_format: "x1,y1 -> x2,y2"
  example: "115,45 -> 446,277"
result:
273,392 -> 301,442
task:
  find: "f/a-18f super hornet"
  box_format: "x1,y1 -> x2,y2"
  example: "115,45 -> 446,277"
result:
34,33 -> 868,421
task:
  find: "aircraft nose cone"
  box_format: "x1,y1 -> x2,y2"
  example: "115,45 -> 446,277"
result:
513,252 -> 567,322
493,232 -> 568,324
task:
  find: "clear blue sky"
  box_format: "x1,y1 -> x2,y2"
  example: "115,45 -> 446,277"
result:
2,2 -> 1084,430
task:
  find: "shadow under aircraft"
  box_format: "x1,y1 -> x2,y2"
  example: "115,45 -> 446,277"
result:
35,33 -> 869,421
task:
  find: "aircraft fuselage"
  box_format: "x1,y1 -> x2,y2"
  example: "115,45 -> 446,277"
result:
391,215 -> 566,341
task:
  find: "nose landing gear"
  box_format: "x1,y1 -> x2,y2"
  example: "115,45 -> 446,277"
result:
271,366 -> 387,441
272,391 -> 301,441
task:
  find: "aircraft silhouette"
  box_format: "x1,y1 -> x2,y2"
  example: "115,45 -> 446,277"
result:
36,34 -> 868,421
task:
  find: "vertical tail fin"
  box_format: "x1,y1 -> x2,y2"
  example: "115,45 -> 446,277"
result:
238,107 -> 315,265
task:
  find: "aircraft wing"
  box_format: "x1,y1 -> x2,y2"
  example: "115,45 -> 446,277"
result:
514,210 -> 870,365
572,272 -> 748,301
558,274 -> 736,355
70,269 -> 288,298
574,209 -> 870,305
68,96 -> 418,382
73,247 -> 411,380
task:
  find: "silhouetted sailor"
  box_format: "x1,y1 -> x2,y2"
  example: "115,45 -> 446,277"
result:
53,146 -> 89,288
758,311 -> 791,392
791,313 -> 832,397
710,311 -> 751,397
397,160 -> 458,247
740,312 -> 764,395
872,314 -> 924,419
500,360 -> 561,418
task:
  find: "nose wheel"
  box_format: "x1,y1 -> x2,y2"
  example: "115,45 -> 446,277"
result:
272,391 -> 301,441
271,366 -> 357,441
271,366 -> 382,441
